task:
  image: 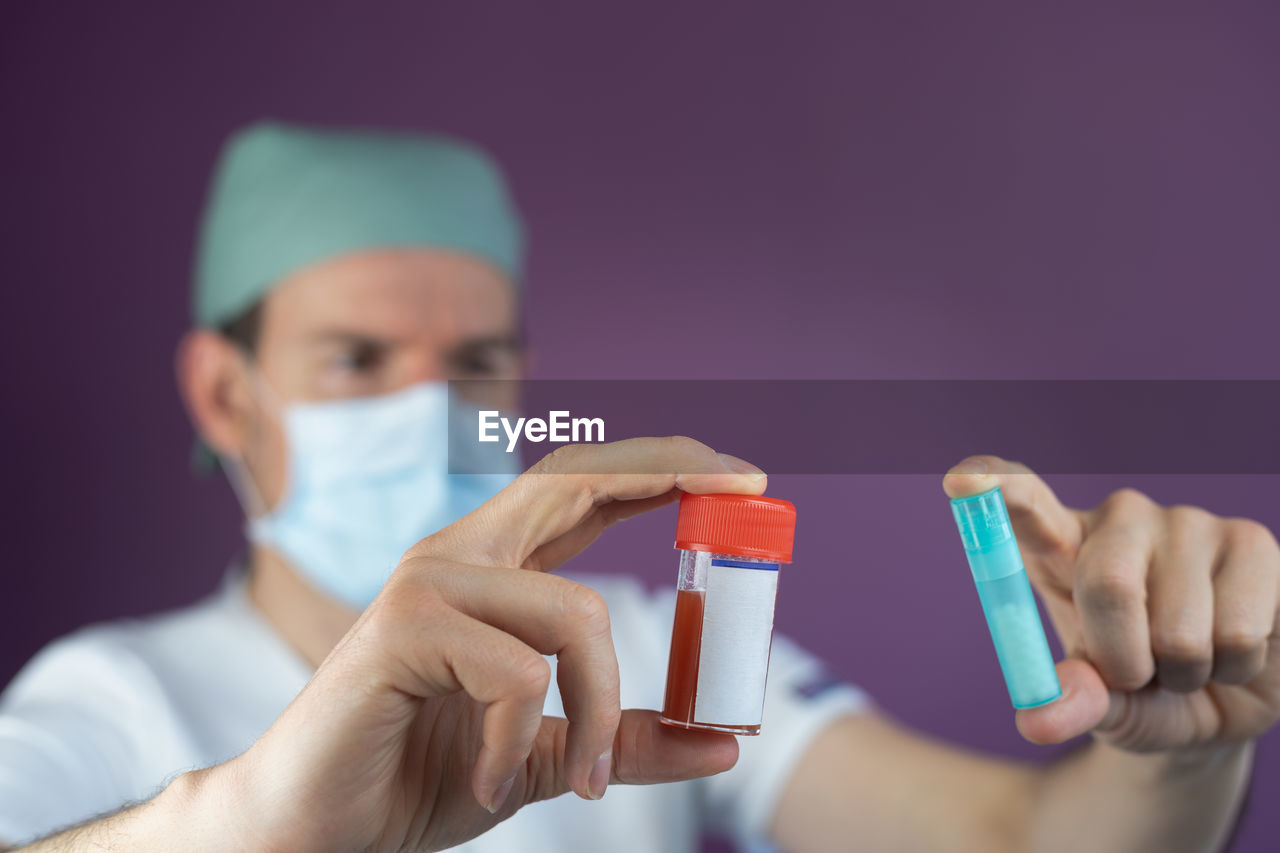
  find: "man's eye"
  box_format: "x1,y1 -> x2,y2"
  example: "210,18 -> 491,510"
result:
336,343 -> 385,373
451,344 -> 520,378
455,352 -> 497,376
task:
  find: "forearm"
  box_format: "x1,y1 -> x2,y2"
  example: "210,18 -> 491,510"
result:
16,765 -> 239,853
773,713 -> 1253,853
19,800 -> 173,853
1027,739 -> 1253,853
772,714 -> 1042,853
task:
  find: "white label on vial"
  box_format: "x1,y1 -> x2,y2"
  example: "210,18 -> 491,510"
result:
694,559 -> 779,726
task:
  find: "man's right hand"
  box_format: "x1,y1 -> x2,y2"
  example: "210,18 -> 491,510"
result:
195,437 -> 765,853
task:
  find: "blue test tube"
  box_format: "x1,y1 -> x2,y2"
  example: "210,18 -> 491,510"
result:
950,487 -> 1062,709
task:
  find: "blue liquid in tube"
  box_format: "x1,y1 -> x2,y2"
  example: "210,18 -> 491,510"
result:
951,487 -> 1062,709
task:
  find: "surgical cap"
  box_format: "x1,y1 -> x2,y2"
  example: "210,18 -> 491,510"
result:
193,121 -> 525,328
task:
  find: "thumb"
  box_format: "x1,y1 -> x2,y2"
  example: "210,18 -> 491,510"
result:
524,709 -> 739,805
1015,658 -> 1114,744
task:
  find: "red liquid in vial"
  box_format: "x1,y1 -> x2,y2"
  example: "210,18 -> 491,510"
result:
660,588 -> 760,735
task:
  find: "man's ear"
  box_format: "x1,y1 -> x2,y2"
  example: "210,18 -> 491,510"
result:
175,329 -> 257,458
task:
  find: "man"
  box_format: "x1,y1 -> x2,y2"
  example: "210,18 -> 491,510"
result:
0,122 -> 1276,852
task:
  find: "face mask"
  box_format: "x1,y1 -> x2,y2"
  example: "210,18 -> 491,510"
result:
237,381 -> 520,610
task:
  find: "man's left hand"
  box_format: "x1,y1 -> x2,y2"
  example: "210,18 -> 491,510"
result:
944,456 -> 1280,753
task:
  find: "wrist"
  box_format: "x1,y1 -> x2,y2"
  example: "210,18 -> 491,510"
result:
1093,737 -> 1255,786
152,759 -> 271,853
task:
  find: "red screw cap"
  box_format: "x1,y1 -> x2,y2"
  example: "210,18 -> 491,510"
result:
674,493 -> 797,563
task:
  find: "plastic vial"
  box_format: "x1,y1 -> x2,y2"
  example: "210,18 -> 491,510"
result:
660,493 -> 797,735
950,487 -> 1062,709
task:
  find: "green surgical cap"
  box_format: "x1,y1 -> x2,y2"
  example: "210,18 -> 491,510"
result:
193,121 -> 525,328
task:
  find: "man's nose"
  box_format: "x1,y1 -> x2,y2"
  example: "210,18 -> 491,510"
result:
402,357 -> 450,385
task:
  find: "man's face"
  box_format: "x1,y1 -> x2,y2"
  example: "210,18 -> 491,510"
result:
241,247 -> 522,510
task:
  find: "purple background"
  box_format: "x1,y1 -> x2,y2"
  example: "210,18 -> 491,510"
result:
2,1 -> 1278,849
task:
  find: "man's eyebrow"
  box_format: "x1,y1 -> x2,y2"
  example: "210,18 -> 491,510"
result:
304,329 -> 397,346
301,330 -> 523,351
447,333 -> 524,352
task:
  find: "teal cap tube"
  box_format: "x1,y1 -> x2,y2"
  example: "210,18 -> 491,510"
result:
950,487 -> 1062,709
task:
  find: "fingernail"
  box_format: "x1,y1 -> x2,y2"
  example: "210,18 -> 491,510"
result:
951,457 -> 988,477
487,773 -> 517,814
717,452 -> 766,481
587,752 -> 611,800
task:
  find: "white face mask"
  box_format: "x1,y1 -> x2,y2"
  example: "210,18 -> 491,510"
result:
237,382 -> 519,610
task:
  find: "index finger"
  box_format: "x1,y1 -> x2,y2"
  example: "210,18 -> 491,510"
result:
943,455 -> 1084,559
529,436 -> 767,496
441,436 -> 767,568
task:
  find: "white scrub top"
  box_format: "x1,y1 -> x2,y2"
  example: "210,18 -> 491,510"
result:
0,570 -> 867,849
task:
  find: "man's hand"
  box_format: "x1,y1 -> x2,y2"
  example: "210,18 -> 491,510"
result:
205,437 -> 764,853
943,456 -> 1280,753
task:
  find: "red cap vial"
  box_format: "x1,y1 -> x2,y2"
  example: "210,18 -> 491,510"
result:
660,493 -> 797,735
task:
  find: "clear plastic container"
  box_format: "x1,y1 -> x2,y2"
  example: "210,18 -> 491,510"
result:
660,493 -> 796,735
951,487 -> 1062,709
